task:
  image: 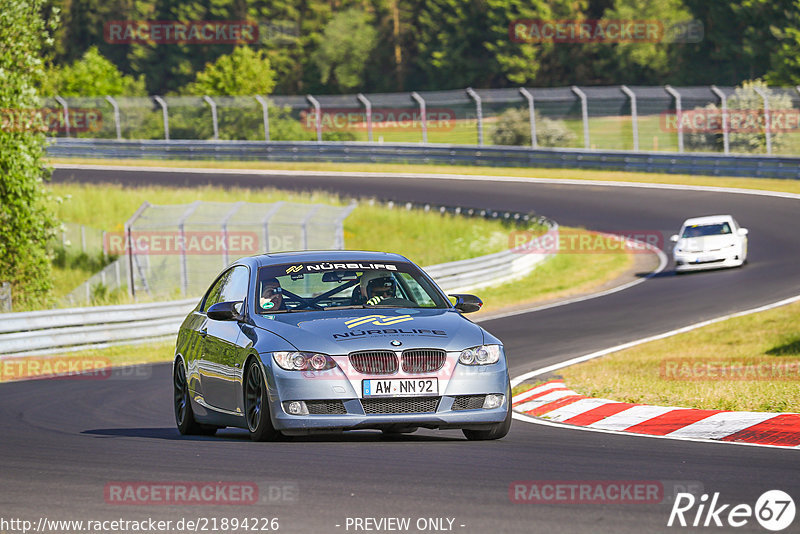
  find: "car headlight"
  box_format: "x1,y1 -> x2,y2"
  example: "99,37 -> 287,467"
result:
459,345 -> 503,365
273,351 -> 336,371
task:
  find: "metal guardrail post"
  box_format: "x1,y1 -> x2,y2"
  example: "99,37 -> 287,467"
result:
620,85 -> 639,151
54,96 -> 70,138
220,201 -> 244,267
710,86 -> 729,154
176,201 -> 202,296
571,86 -> 590,149
357,93 -> 373,142
519,88 -> 537,148
260,201 -> 285,252
254,96 -> 270,141
466,88 -> 483,146
124,202 -> 151,298
105,96 -> 122,140
306,94 -> 322,142
153,96 -> 169,140
753,86 -> 772,155
411,91 -> 427,143
203,96 -> 219,141
664,85 -> 684,153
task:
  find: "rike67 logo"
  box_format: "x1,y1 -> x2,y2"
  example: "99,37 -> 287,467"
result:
668,490 -> 795,531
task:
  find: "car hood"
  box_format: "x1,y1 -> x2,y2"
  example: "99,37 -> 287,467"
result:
677,235 -> 738,252
251,308 -> 485,354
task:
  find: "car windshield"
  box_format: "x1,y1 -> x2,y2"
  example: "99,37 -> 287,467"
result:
681,223 -> 732,238
255,261 -> 450,313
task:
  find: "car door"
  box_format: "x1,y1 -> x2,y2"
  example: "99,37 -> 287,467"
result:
200,265 -> 250,413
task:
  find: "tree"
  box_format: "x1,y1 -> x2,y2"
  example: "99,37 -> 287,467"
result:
0,0 -> 59,309
311,8 -> 377,92
766,6 -> 800,85
185,47 -> 276,96
41,46 -> 146,96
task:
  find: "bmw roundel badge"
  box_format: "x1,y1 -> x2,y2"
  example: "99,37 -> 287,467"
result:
390,340 -> 402,347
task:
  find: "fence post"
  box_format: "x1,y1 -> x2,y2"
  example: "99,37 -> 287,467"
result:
81,225 -> 86,252
306,95 -> 322,142
571,86 -> 590,149
709,86 -> 729,154
620,85 -> 639,151
410,91 -> 427,143
260,201 -> 285,252
153,96 -> 169,141
105,95 -> 122,140
54,96 -> 70,138
220,201 -> 244,268
753,86 -> 772,155
664,85 -> 683,153
176,201 -> 202,296
203,96 -> 219,141
466,87 -> 483,146
254,96 -> 270,141
0,282 -> 11,312
519,88 -> 537,148
124,201 -> 151,299
357,93 -> 373,142
334,202 -> 358,249
300,205 -> 321,250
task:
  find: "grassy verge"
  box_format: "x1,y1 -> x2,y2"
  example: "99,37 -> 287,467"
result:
49,158 -> 800,196
557,300 -> 800,413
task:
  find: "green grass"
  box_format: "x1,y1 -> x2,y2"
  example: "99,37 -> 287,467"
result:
558,300 -> 800,413
50,157 -> 800,196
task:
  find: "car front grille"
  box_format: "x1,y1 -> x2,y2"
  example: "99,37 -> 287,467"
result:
401,349 -> 446,373
361,396 -> 441,414
348,351 -> 399,375
305,400 -> 347,415
452,395 -> 486,411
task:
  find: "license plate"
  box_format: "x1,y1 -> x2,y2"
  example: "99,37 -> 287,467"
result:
363,378 -> 438,397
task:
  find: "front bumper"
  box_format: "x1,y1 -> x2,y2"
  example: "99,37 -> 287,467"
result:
264,357 -> 510,434
674,251 -> 744,271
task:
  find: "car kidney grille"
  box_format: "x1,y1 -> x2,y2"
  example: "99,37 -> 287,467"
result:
452,395 -> 486,411
305,400 -> 347,415
401,349 -> 446,373
349,351 -> 398,375
361,396 -> 441,414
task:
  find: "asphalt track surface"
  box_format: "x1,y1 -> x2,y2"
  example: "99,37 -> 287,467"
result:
1,167 -> 798,533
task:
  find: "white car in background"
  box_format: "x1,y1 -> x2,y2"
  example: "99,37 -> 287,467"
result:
671,215 -> 748,272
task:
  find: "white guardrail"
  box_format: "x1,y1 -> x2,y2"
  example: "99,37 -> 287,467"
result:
0,220 -> 556,358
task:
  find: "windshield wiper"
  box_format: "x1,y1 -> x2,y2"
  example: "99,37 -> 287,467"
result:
323,305 -> 367,310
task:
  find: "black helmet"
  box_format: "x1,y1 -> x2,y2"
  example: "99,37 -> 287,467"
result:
366,276 -> 395,298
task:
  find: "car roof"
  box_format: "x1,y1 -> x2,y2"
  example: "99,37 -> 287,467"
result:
681,215 -> 735,226
245,250 -> 412,268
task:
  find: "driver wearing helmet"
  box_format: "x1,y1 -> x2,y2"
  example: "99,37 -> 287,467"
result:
259,277 -> 286,311
358,271 -> 396,306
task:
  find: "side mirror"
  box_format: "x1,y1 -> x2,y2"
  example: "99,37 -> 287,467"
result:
669,234 -> 679,243
207,301 -> 243,321
449,294 -> 483,313
738,228 -> 749,236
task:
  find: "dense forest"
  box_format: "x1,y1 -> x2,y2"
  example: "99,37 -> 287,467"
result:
41,0 -> 800,97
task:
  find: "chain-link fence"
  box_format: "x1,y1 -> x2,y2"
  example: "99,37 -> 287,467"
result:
42,85 -> 800,155
63,200 -> 355,306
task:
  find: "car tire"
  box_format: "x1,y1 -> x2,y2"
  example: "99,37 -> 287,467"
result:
462,401 -> 512,441
244,360 -> 283,442
174,359 -> 217,436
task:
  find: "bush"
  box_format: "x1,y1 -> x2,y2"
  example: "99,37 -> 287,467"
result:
685,80 -> 794,153
490,107 -> 577,147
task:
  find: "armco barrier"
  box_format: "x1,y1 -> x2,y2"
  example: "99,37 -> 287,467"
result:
47,138 -> 800,179
0,212 -> 555,358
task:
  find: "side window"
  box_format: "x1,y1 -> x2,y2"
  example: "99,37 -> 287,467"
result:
201,266 -> 249,312
202,271 -> 230,312
220,266 -> 250,303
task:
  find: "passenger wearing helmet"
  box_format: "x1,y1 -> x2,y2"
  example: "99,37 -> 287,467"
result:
357,271 -> 396,306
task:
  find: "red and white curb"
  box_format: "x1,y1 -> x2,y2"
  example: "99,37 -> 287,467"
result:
512,380 -> 800,448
